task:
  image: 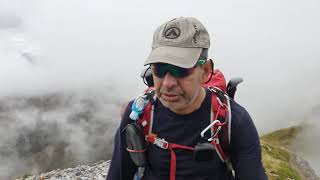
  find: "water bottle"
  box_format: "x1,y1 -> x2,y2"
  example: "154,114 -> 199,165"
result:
129,95 -> 148,120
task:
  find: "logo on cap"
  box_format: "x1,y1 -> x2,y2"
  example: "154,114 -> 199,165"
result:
164,27 -> 180,39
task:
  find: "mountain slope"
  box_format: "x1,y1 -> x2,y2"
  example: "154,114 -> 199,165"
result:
261,126 -> 319,180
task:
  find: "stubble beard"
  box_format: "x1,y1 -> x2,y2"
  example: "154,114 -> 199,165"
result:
157,87 -> 201,114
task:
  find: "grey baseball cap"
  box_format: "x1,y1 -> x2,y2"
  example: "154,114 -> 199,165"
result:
144,17 -> 210,68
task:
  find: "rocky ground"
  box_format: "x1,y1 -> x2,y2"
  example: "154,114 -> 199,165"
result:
16,126 -> 320,180
16,160 -> 110,180
291,154 -> 319,180
16,155 -> 319,180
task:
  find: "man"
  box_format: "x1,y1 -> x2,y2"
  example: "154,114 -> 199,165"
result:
107,17 -> 267,180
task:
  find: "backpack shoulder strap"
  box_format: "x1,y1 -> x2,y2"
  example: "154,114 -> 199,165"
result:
208,87 -> 232,156
209,87 -> 235,177
209,87 -> 231,143
136,89 -> 156,135
137,102 -> 154,135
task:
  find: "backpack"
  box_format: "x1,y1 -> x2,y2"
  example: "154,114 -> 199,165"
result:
127,69 -> 243,180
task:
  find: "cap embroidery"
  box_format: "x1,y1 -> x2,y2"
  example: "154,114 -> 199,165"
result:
193,25 -> 198,44
165,27 -> 180,39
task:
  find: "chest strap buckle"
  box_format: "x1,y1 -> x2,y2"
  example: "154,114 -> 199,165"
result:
146,135 -> 169,149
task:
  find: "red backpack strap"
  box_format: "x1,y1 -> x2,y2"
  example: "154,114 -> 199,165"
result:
209,87 -> 235,177
142,103 -> 194,180
136,88 -> 156,135
209,90 -> 228,159
203,69 -> 227,92
137,102 -> 153,135
209,87 -> 231,143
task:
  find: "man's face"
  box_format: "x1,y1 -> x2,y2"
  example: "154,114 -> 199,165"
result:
151,62 -> 210,114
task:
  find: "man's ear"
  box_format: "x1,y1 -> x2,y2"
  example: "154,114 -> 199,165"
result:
201,60 -> 213,83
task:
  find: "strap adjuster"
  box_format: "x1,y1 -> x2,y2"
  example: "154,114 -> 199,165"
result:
154,137 -> 169,149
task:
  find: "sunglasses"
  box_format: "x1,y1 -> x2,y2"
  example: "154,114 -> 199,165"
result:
152,60 -> 206,78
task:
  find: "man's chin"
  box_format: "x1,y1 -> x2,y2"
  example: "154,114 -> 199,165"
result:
160,98 -> 178,107
159,98 -> 184,111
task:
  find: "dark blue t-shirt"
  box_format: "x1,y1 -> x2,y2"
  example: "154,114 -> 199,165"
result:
107,90 -> 267,180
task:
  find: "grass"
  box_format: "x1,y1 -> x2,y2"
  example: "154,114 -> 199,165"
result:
261,126 -> 302,147
260,126 -> 303,180
261,142 -> 302,180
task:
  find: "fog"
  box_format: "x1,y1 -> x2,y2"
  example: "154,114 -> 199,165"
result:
0,0 -> 319,178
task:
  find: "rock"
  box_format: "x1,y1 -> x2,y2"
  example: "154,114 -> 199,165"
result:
291,154 -> 320,180
16,160 -> 110,180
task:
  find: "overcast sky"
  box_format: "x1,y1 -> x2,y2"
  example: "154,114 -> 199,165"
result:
1,0 -> 320,172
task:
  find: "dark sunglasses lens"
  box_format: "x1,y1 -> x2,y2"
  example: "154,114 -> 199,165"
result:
153,63 -> 167,78
170,67 -> 191,78
153,63 -> 192,78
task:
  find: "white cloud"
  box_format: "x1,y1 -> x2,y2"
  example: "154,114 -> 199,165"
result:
0,0 -> 320,175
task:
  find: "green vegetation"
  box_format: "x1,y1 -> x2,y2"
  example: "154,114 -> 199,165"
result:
261,126 -> 303,180
261,126 -> 302,147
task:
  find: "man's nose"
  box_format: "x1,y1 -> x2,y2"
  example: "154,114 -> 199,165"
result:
162,72 -> 178,88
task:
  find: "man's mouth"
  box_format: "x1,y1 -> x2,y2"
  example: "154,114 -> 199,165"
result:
161,93 -> 179,102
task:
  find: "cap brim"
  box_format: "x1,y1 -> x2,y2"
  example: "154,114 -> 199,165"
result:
144,46 -> 202,68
